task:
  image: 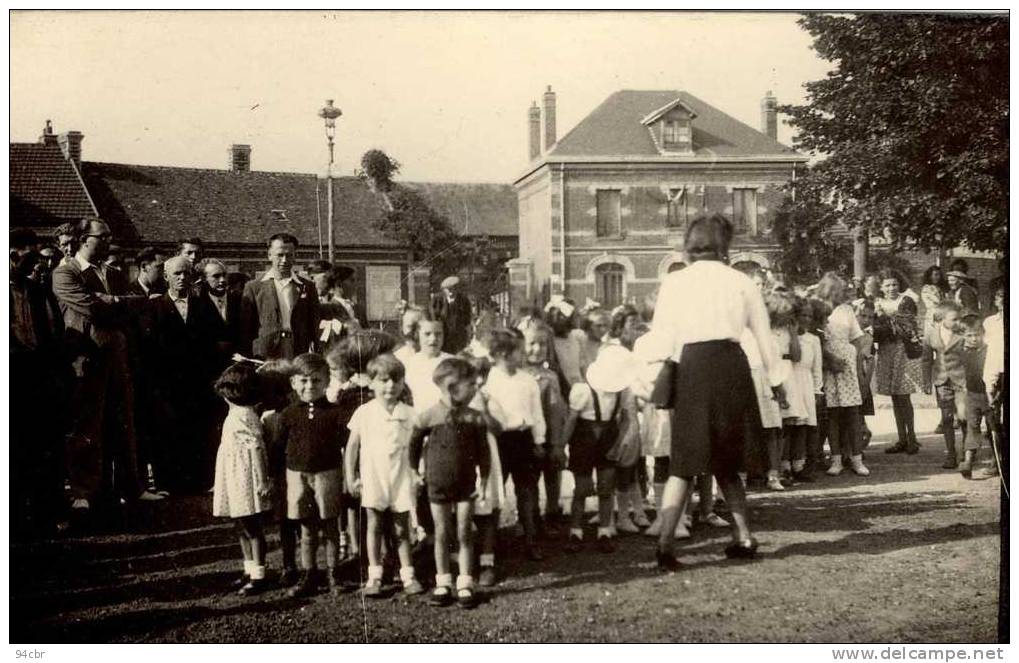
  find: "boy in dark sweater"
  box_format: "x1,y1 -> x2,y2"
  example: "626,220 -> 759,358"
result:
279,353 -> 347,597
409,357 -> 491,609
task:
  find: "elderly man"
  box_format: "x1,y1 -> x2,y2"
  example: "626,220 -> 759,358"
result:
430,275 -> 472,353
150,256 -> 219,493
51,217 -> 163,512
198,257 -> 242,368
241,233 -> 320,359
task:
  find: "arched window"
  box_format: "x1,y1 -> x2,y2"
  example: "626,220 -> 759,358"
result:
594,262 -> 625,308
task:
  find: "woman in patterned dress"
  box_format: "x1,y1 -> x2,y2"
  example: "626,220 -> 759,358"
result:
874,269 -> 923,454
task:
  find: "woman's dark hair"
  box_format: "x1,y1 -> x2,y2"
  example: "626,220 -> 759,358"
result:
545,303 -> 575,338
487,328 -> 521,359
684,213 -> 733,262
215,363 -> 262,406
877,268 -> 907,291
328,329 -> 398,376
922,265 -> 947,289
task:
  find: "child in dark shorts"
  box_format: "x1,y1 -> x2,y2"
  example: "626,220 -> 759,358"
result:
278,353 -> 348,598
409,357 -> 491,609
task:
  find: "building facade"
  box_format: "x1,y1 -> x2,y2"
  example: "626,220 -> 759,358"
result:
513,88 -> 808,307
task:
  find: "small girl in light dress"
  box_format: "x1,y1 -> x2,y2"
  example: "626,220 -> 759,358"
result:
212,363 -> 273,597
784,297 -> 823,482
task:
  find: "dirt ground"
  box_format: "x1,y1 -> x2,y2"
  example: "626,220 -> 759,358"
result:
11,403 -> 1004,644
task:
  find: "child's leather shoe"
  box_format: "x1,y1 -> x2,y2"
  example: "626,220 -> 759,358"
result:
287,572 -> 319,598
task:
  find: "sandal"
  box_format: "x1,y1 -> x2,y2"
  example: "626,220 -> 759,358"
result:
456,587 -> 477,609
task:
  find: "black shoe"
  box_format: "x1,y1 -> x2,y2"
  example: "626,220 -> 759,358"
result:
885,442 -> 908,454
429,587 -> 454,607
279,567 -> 300,588
656,550 -> 683,572
327,568 -> 352,594
724,537 -> 759,560
456,587 -> 477,610
238,578 -> 270,597
565,535 -> 583,553
231,572 -> 250,590
906,443 -> 920,455
792,470 -> 815,483
526,545 -> 544,562
942,455 -> 958,470
596,536 -> 615,554
287,572 -> 319,598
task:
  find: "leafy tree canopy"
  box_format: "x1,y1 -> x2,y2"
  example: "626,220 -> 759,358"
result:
782,13 -> 1007,254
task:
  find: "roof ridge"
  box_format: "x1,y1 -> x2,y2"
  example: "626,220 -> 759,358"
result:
83,161 -> 326,179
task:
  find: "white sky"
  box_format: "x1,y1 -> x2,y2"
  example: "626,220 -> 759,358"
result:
10,10 -> 830,183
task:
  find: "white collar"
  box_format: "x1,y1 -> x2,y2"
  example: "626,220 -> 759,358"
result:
137,279 -> 150,294
169,290 -> 189,303
262,270 -> 298,285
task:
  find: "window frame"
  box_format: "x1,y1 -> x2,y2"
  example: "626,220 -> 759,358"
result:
595,189 -> 623,238
732,188 -> 759,235
594,262 -> 626,309
666,187 -> 688,229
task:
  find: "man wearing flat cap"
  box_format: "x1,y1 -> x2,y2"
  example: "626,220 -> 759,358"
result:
430,275 -> 472,353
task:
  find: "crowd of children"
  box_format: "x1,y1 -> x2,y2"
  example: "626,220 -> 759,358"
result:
210,269 -> 1007,608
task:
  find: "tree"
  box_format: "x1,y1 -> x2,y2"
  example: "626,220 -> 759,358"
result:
359,149 -> 507,295
781,14 -> 1008,254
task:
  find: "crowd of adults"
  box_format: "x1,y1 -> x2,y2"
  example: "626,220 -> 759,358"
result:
11,217 -> 477,536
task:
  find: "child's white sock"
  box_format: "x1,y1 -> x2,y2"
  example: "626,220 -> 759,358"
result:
399,566 -> 416,585
243,560 -> 255,576
569,527 -> 583,539
435,572 -> 453,589
456,574 -> 473,591
597,526 -> 613,539
250,564 -> 266,580
479,553 -> 495,568
367,565 -> 384,581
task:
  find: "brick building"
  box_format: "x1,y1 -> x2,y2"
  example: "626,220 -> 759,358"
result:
11,126 -> 518,323
512,88 -> 808,307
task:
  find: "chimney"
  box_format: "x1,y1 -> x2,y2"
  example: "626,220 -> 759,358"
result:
58,131 -> 84,167
229,144 -> 251,173
543,85 -> 557,151
760,90 -> 778,140
528,101 -> 541,160
39,120 -> 58,146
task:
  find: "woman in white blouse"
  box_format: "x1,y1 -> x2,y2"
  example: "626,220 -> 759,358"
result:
648,214 -> 784,570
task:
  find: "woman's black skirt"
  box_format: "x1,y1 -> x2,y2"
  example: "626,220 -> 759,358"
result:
669,340 -> 755,478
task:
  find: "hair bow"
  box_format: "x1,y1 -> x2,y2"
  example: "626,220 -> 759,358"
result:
580,297 -> 602,313
319,319 -> 345,343
543,295 -> 575,318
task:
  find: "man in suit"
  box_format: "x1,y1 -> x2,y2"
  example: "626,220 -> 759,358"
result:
240,233 -> 320,360
125,247 -> 166,496
430,275 -> 472,354
150,256 -> 220,493
51,217 -> 164,512
198,258 -> 242,368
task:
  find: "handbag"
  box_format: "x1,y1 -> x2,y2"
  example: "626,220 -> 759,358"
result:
649,359 -> 679,409
903,333 -> 923,360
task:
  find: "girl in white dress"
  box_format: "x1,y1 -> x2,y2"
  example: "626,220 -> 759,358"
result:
784,298 -> 823,481
345,354 -> 423,597
212,363 -> 273,596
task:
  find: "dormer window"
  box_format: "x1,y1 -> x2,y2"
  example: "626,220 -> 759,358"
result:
643,97 -> 697,155
662,120 -> 691,151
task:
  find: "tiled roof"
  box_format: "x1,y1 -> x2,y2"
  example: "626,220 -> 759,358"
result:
548,90 -> 803,159
405,182 -> 518,236
79,162 -> 519,246
10,143 -> 96,229
81,162 -> 393,246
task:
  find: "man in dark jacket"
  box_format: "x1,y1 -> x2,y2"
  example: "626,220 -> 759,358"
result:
430,275 -> 472,354
51,218 -> 164,511
240,234 -> 320,360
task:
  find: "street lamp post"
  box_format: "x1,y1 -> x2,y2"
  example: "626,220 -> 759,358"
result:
318,99 -> 342,263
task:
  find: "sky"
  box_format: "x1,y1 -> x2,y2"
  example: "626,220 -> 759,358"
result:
10,11 -> 831,183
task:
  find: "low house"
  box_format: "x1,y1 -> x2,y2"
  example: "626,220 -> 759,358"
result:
11,126 -> 518,322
